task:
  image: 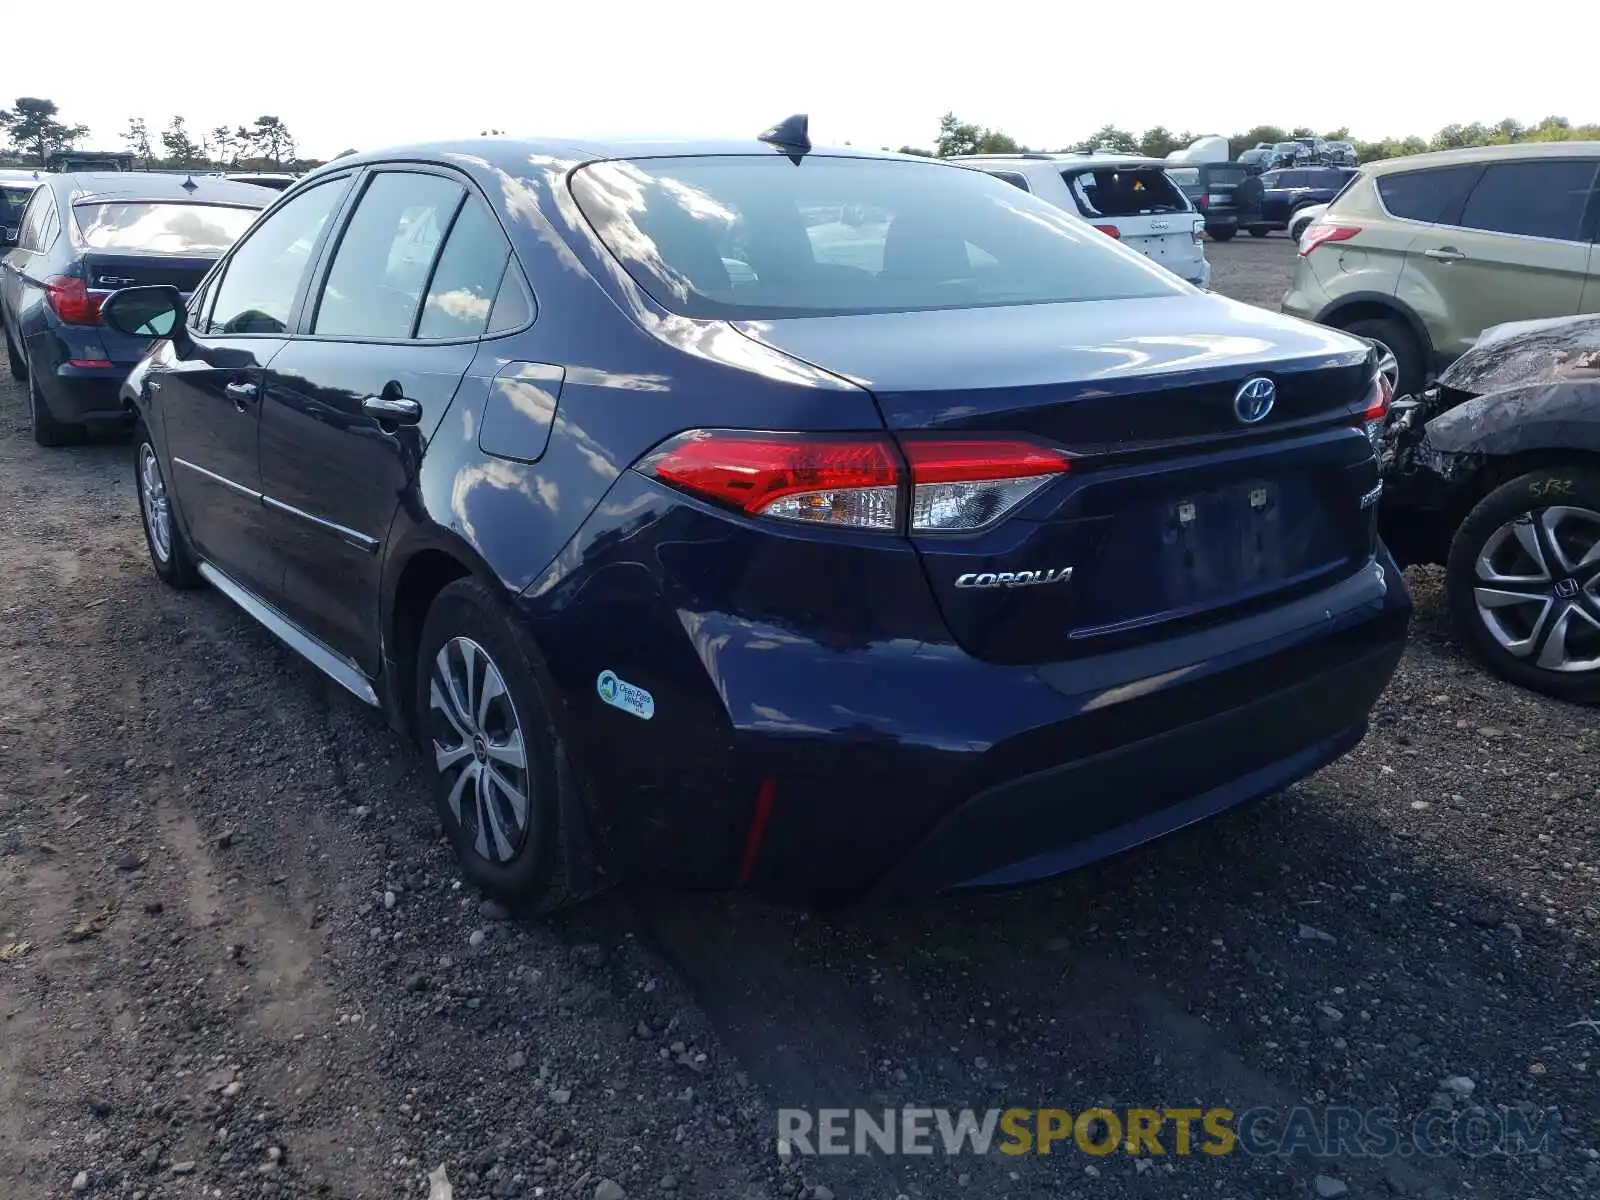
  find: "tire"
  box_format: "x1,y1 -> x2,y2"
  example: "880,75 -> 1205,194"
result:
27,361 -> 85,447
415,577 -> 575,911
1290,218 -> 1313,242
1208,227 -> 1236,243
1339,315 -> 1424,400
1446,468 -> 1600,704
1248,226 -> 1271,238
135,424 -> 202,588
3,323 -> 23,381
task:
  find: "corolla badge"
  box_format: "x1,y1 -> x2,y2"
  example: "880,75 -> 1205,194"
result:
955,568 -> 1073,589
1233,376 -> 1276,424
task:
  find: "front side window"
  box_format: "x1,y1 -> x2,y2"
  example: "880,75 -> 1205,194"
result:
570,155 -> 1186,320
314,172 -> 464,339
1375,165 -> 1483,223
416,197 -> 511,340
1062,167 -> 1188,218
73,202 -> 259,255
1455,159 -> 1599,242
208,178 -> 348,335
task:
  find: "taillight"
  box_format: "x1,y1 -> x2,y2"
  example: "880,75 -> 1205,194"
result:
1192,222 -> 1205,244
902,438 -> 1069,532
45,275 -> 102,325
1357,372 -> 1393,449
638,431 -> 1070,533
1299,224 -> 1360,257
1091,224 -> 1121,239
640,431 -> 900,530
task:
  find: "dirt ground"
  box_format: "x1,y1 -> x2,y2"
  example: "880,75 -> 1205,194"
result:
1,236 -> 1597,1200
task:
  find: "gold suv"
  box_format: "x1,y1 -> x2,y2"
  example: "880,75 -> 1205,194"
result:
1282,142 -> 1600,396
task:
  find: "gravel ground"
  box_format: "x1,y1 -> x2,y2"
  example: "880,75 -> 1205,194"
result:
1,237 -> 1596,1200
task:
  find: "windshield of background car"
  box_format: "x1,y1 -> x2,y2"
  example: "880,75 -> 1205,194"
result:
569,155 -> 1187,320
2,185 -> 36,225
73,202 -> 261,254
1062,167 -> 1189,219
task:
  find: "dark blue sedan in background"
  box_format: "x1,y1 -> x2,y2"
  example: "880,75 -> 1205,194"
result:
101,121 -> 1411,910
1,171 -> 266,444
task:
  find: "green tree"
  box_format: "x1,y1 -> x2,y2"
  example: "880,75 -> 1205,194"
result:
1231,125 -> 1288,151
246,115 -> 296,166
934,112 -> 1021,157
1137,125 -> 1186,158
210,125 -> 243,166
123,117 -> 154,165
895,145 -> 934,157
160,116 -> 202,167
0,97 -> 89,166
1073,124 -> 1139,154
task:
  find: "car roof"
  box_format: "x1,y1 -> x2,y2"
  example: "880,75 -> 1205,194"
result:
1362,140 -> 1600,175
307,136 -> 928,181
952,152 -> 1176,171
50,171 -> 273,206
0,168 -> 47,183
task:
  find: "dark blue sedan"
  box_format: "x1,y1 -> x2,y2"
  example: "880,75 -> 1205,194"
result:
102,123 -> 1410,909
2,171 -> 267,444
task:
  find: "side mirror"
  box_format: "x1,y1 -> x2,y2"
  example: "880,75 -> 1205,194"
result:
1,226 -> 17,247
100,285 -> 185,339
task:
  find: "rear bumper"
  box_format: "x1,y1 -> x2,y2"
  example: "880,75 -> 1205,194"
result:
42,364 -> 135,422
874,639 -> 1390,898
532,473 -> 1412,902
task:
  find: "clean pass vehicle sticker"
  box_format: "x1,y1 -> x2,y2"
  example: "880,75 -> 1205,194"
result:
597,670 -> 654,720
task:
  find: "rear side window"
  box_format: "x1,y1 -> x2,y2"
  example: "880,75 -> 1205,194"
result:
1375,165 -> 1482,223
571,155 -> 1186,320
73,202 -> 259,255
982,170 -> 1030,192
1064,168 -> 1187,218
416,198 -> 512,340
314,172 -> 464,339
208,178 -> 347,335
1455,159 -> 1599,242
17,189 -> 53,251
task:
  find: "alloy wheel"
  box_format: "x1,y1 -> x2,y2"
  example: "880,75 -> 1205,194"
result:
139,444 -> 172,563
1473,506 -> 1600,673
428,636 -> 533,864
1370,340 -> 1400,394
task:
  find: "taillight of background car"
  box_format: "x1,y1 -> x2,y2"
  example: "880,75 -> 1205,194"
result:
638,431 -> 1070,534
1091,224 -> 1120,239
44,275 -> 103,325
1299,225 -> 1360,257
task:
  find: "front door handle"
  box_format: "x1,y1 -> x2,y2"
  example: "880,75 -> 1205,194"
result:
1423,246 -> 1466,262
362,394 -> 422,425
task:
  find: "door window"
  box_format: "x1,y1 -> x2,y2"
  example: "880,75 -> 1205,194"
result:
1376,165 -> 1481,223
1455,159 -> 1599,242
416,197 -> 512,340
313,172 -> 465,339
207,179 -> 348,335
18,189 -> 56,252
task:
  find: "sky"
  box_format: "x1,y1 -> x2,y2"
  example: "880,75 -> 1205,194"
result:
15,1 -> 1595,161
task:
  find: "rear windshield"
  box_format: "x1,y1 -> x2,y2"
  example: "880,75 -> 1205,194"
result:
569,155 -> 1187,320
1,184 -> 35,224
1063,167 -> 1188,218
1204,166 -> 1246,187
73,202 -> 260,254
1165,167 -> 1199,187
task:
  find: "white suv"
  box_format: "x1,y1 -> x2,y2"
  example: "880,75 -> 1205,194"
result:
951,153 -> 1211,288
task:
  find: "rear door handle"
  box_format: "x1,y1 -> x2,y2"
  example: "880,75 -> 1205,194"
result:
362,394 -> 422,425
1423,247 -> 1466,262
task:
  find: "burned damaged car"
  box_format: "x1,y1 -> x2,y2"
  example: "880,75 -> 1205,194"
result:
1380,313 -> 1600,702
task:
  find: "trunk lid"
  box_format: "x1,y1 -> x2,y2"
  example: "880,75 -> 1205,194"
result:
735,294 -> 1381,663
82,251 -> 218,363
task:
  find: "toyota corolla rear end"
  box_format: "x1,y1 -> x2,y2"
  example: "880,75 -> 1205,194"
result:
530,149 -> 1410,903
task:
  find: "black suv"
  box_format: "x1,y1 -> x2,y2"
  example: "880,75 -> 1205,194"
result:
1166,162 -> 1261,242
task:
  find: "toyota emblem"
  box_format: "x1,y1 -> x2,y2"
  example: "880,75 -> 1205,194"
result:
1234,377 -> 1276,424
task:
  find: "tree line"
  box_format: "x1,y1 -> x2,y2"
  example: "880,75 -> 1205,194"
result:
905,112 -> 1600,163
0,97 -> 335,172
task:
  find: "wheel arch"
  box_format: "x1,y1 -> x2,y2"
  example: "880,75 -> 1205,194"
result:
1316,292 -> 1434,362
